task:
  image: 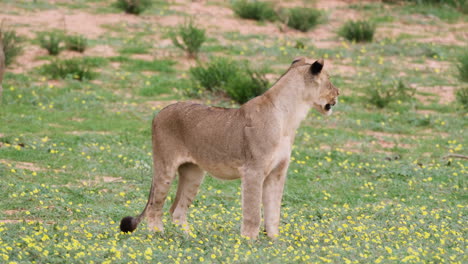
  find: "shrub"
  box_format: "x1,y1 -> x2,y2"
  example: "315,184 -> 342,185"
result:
339,20 -> 376,42
115,0 -> 152,15
171,20 -> 206,59
189,57 -> 269,103
456,87 -> 468,110
65,34 -> 87,52
366,79 -> 415,108
0,28 -> 23,66
42,58 -> 97,81
224,69 -> 269,104
457,51 -> 468,83
37,31 -> 64,55
232,0 -> 277,21
286,7 -> 321,32
189,57 -> 238,92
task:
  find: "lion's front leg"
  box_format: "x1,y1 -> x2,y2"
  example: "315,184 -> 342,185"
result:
240,169 -> 264,239
262,160 -> 289,239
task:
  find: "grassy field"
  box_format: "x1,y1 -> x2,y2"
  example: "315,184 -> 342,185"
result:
0,0 -> 467,263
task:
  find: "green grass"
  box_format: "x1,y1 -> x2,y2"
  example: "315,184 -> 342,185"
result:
0,1 -> 467,263
110,56 -> 175,73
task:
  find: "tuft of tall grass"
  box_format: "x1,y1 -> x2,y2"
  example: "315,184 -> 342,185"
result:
455,87 -> 468,110
232,0 -> 278,22
115,0 -> 152,15
171,20 -> 206,59
0,28 -> 23,66
286,7 -> 322,32
37,31 -> 64,55
366,79 -> 415,108
339,20 -> 376,42
457,51 -> 468,83
65,34 -> 87,53
41,58 -> 97,81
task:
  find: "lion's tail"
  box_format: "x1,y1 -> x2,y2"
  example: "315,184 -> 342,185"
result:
120,117 -> 160,233
120,185 -> 154,233
119,215 -> 140,233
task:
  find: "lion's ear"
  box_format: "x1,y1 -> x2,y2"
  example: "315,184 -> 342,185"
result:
310,59 -> 324,75
291,57 -> 306,66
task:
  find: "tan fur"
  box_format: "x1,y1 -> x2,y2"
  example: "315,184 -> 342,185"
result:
120,57 -> 339,239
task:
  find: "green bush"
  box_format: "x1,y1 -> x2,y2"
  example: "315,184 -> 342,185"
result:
37,31 -> 64,55
286,7 -> 321,32
115,0 -> 152,15
457,51 -> 468,83
190,57 -> 238,92
0,29 -> 23,66
65,34 -> 87,53
339,20 -> 376,42
232,0 -> 277,21
171,20 -> 206,59
456,87 -> 468,110
42,58 -> 97,81
189,57 -> 269,103
224,69 -> 269,104
366,79 -> 415,108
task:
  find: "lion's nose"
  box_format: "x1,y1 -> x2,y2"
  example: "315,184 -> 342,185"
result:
324,104 -> 331,111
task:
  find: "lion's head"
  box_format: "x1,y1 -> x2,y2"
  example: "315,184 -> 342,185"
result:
292,57 -> 340,115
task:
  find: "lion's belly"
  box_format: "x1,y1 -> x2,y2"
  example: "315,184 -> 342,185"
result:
199,162 -> 242,180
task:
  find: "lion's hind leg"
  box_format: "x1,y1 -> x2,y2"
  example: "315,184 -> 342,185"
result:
170,163 -> 204,232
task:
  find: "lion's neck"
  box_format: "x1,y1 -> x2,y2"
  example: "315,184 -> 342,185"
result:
263,72 -> 310,135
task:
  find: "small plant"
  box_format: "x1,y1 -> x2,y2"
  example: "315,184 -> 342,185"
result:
37,31 -> 64,55
366,79 -> 415,108
457,51 -> 468,83
115,0 -> 152,15
456,87 -> 468,110
65,34 -> 87,53
339,20 -> 376,42
0,28 -> 23,66
232,0 -> 277,21
295,40 -> 306,49
42,58 -> 97,81
286,7 -> 322,32
171,20 -> 206,59
189,57 -> 269,103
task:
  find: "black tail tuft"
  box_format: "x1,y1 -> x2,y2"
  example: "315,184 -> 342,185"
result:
120,216 -> 138,233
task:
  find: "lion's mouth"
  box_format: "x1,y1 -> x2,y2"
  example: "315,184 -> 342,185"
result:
323,102 -> 335,112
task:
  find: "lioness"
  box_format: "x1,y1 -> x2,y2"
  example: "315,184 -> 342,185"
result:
120,57 -> 339,239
